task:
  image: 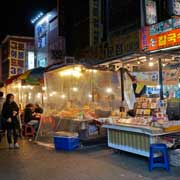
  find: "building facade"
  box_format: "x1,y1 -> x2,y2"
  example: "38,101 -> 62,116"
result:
1,35 -> 34,81
35,9 -> 65,67
58,0 -> 107,57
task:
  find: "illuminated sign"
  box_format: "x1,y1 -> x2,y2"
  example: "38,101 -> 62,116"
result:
145,0 -> 157,25
141,26 -> 180,51
28,51 -> 35,70
9,41 -> 25,77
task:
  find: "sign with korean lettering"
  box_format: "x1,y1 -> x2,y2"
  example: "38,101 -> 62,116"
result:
140,26 -> 180,51
9,40 -> 25,77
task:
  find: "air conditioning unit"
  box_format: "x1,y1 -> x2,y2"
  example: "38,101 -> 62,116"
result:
64,56 -> 75,64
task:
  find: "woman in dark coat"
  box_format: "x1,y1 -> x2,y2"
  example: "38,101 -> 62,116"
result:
2,94 -> 19,149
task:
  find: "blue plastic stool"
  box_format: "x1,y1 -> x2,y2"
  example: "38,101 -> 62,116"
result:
149,144 -> 169,171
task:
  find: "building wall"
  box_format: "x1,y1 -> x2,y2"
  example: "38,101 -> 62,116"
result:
58,0 -> 106,57
1,36 -> 34,81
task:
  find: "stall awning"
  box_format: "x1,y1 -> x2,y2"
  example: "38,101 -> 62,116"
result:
5,74 -> 22,85
18,67 -> 45,85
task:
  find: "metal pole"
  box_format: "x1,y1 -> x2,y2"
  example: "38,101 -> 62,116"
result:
120,68 -> 124,101
158,58 -> 163,100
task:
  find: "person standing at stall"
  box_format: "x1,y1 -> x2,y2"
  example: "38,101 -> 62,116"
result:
2,94 -> 20,149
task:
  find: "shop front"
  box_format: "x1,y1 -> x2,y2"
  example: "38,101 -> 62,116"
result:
96,18 -> 180,157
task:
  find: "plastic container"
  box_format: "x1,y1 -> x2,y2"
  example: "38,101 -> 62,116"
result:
54,136 -> 80,151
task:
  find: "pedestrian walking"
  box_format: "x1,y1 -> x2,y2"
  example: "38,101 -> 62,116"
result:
2,94 -> 20,149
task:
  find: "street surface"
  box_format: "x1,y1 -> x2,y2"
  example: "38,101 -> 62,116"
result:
0,137 -> 180,180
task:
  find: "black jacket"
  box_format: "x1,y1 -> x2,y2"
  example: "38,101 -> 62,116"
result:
23,108 -> 33,124
2,101 -> 19,128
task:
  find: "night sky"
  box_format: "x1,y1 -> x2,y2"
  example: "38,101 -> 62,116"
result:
0,0 -> 57,42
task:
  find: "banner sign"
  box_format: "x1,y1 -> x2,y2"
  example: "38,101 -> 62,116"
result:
141,24 -> 180,51
163,69 -> 180,85
132,72 -> 159,85
149,19 -> 173,36
9,40 -> 25,77
124,71 -> 136,110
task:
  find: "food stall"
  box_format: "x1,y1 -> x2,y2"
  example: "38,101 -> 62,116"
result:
102,57 -> 180,157
36,63 -> 122,145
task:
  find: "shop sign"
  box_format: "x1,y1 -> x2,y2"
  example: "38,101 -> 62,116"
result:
173,17 -> 180,28
141,26 -> 180,51
145,0 -> 157,25
149,17 -> 180,36
169,0 -> 180,16
149,19 -> 172,36
9,41 -> 25,77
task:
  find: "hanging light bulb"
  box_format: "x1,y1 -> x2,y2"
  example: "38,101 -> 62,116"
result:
106,88 -> 112,93
149,62 -> 154,67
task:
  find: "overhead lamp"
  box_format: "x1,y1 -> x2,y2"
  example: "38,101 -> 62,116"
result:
149,62 -> 154,67
61,94 -> 66,99
106,88 -> 112,93
72,87 -> 78,92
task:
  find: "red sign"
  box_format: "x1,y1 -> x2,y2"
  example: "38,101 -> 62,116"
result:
140,26 -> 180,51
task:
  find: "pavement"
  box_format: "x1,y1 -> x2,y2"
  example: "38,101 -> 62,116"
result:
0,136 -> 180,180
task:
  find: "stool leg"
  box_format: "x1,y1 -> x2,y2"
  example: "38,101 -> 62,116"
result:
164,150 -> 170,171
149,148 -> 154,171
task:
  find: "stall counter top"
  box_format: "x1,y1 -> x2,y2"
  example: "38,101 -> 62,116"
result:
103,123 -> 180,136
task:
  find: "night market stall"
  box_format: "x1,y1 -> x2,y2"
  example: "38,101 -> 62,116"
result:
36,63 -> 122,147
101,53 -> 180,158
4,67 -> 45,108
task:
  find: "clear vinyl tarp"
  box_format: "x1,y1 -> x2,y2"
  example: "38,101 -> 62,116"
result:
44,65 -> 122,117
5,80 -> 44,108
35,65 -> 122,144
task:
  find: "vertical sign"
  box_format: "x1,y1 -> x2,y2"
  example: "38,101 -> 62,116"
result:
9,40 -> 25,77
170,0 -> 180,15
90,0 -> 102,47
145,0 -> 157,25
